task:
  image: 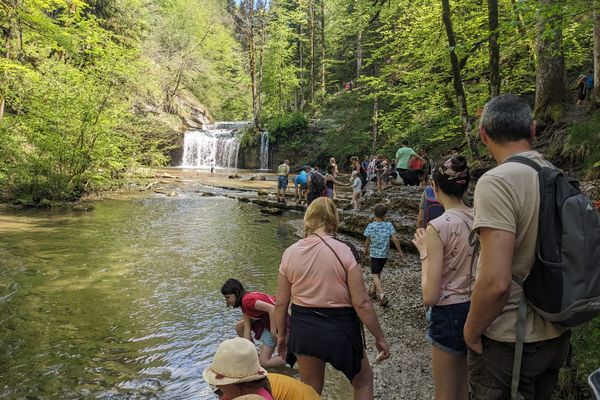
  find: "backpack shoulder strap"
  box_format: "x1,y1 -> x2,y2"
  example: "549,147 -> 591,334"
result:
504,155 -> 542,173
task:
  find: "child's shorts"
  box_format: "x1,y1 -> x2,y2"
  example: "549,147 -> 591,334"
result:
426,301 -> 470,356
370,257 -> 387,274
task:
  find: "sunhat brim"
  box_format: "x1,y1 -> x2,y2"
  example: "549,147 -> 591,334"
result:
202,366 -> 268,386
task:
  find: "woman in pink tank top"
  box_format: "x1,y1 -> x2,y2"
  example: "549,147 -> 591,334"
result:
412,155 -> 476,400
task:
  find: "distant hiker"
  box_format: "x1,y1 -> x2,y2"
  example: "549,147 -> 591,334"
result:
329,157 -> 339,198
276,160 -> 290,203
293,166 -> 310,205
585,69 -> 594,101
412,155 -> 475,400
325,164 -> 349,198
221,279 -> 290,368
306,167 -> 326,206
350,170 -> 362,210
364,203 -> 404,307
210,159 -> 215,176
576,74 -> 587,105
275,197 -> 390,397
395,140 -> 424,172
464,94 -> 570,399
203,337 -> 273,400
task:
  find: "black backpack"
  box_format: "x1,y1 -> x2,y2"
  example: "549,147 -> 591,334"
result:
508,156 -> 600,327
309,171 -> 327,196
422,186 -> 445,228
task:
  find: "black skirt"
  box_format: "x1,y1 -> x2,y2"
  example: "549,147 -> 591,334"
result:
289,304 -> 364,381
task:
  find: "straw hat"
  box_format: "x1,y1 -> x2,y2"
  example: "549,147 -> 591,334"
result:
203,337 -> 268,386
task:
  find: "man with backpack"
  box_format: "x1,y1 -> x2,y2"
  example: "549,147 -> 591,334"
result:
464,94 -> 573,399
306,166 -> 326,206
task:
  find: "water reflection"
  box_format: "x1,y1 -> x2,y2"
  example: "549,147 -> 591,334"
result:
0,195 -> 351,399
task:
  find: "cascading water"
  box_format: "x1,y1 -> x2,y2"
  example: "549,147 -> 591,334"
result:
259,131 -> 269,170
181,122 -> 250,168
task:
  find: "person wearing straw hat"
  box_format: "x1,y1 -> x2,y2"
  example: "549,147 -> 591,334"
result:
203,337 -> 272,400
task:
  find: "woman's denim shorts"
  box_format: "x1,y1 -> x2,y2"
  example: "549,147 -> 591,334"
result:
426,301 -> 470,356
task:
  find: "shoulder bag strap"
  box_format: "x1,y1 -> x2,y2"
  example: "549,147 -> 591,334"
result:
314,233 -> 346,278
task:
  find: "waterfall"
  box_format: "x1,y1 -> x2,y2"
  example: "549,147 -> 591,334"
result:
181,122 -> 250,169
259,131 -> 269,170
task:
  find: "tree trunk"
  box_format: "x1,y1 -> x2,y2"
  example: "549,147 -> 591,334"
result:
488,0 -> 500,98
372,97 -> 379,154
534,0 -> 568,124
593,0 -> 600,106
297,24 -> 304,111
248,0 -> 260,129
441,0 -> 479,159
356,30 -> 362,78
320,0 -> 326,97
309,0 -> 315,104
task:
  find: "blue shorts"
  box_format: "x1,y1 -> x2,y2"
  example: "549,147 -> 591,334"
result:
260,330 -> 276,348
426,301 -> 470,356
326,188 -> 334,198
278,175 -> 288,189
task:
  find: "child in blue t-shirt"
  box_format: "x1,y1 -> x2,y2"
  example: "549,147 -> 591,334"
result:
364,203 -> 404,306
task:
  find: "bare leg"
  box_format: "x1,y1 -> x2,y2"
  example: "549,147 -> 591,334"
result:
432,347 -> 468,400
297,354 -> 326,395
258,344 -> 286,368
372,273 -> 383,298
235,320 -> 244,337
351,351 -> 374,400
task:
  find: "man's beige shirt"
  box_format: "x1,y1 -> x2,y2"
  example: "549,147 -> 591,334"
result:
473,150 -> 566,342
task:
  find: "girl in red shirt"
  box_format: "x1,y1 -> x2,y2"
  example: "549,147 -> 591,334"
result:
221,278 -> 286,368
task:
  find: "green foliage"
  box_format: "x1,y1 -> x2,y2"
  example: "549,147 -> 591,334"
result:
264,112 -> 309,144
556,110 -> 600,179
553,317 -> 600,400
0,0 -> 251,202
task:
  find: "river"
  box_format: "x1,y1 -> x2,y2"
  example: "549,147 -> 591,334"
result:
0,194 -> 352,399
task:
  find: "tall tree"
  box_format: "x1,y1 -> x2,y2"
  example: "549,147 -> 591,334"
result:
441,0 -> 479,158
534,0 -> 568,124
488,0 -> 500,98
593,0 -> 600,106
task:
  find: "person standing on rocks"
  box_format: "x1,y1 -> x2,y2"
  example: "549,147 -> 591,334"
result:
276,160 -> 290,203
275,197 -> 390,399
363,203 -> 404,307
412,154 -> 475,400
325,164 -> 349,198
395,140 -> 424,173
350,170 -> 362,210
463,94 -> 569,399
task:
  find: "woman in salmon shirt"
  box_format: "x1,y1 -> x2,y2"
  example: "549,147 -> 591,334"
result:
274,197 -> 390,399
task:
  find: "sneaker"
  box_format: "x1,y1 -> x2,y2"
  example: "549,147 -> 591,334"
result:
379,295 -> 389,307
368,288 -> 377,300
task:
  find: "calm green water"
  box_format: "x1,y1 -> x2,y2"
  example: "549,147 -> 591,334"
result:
0,194 -> 351,399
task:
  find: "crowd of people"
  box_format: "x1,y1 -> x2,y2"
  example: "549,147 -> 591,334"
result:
203,94 -> 582,399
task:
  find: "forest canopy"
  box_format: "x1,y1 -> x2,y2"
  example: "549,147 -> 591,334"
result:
1,0 -> 599,203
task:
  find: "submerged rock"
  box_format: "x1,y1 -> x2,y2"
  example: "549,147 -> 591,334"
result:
250,174 -> 266,181
260,207 -> 284,215
257,189 -> 269,196
72,203 -> 95,212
